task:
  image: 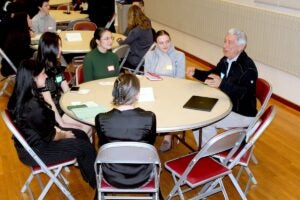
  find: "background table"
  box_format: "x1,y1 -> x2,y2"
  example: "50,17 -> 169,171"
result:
50,0 -> 71,6
58,31 -> 126,54
49,10 -> 88,23
60,76 -> 232,133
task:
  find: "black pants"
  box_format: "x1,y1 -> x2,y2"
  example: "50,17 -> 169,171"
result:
16,128 -> 97,188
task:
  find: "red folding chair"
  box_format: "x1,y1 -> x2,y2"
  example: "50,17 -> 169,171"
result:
165,128 -> 246,200
75,64 -> 84,85
73,21 -> 97,31
214,105 -> 277,196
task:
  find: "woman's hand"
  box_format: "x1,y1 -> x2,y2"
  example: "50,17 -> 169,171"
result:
54,127 -> 75,140
116,38 -> 123,44
63,130 -> 75,139
186,67 -> 195,78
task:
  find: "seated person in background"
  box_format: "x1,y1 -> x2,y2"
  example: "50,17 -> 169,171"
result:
123,0 -> 145,36
145,30 -> 185,152
36,32 -> 93,138
31,0 -> 56,34
117,5 -> 153,71
125,0 -> 155,41
95,73 -> 157,188
83,27 -> 119,82
7,59 -> 96,189
186,28 -> 257,147
1,11 -> 35,77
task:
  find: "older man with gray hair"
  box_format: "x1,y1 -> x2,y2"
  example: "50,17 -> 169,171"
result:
187,28 -> 258,147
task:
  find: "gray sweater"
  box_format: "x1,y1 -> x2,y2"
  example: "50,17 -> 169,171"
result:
144,44 -> 185,78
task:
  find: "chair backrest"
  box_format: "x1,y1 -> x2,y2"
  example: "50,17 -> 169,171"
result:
200,128 -> 246,160
75,64 -> 84,85
0,48 -> 17,73
1,110 -> 74,198
229,105 -> 277,168
66,19 -> 91,31
94,142 -> 161,197
105,13 -> 116,29
112,44 -> 130,72
73,21 -> 97,31
95,142 -> 160,165
256,78 -> 272,116
56,4 -> 75,11
134,43 -> 156,74
179,128 -> 246,182
246,78 -> 272,136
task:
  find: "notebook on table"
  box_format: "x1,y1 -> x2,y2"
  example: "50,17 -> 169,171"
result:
183,95 -> 218,112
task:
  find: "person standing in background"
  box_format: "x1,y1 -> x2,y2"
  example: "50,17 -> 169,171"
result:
1,11 -> 35,77
132,0 -> 144,12
186,28 -> 257,147
87,0 -> 115,32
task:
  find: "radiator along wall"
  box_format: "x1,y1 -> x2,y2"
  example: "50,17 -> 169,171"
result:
145,0 -> 300,106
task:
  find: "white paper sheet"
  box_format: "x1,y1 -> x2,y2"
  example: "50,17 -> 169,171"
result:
65,32 -> 82,42
138,87 -> 155,102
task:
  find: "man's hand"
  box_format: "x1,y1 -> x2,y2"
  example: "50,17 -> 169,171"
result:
204,74 -> 222,88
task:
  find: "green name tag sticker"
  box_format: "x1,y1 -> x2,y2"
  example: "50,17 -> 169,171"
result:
55,74 -> 63,83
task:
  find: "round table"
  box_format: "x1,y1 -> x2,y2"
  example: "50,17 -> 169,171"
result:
49,10 -> 88,23
50,0 -> 71,6
58,31 -> 126,54
60,76 -> 232,133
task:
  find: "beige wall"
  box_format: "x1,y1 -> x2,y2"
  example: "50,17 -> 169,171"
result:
148,20 -> 300,106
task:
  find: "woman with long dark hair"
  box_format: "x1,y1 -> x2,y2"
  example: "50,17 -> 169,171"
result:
0,11 -> 35,77
36,32 -> 93,137
7,59 -> 97,189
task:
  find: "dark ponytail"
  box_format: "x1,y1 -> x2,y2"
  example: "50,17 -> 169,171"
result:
90,27 -> 110,49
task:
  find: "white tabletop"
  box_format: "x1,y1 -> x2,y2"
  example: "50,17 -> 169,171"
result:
60,76 -> 232,133
49,10 -> 88,23
58,31 -> 126,54
50,0 -> 71,6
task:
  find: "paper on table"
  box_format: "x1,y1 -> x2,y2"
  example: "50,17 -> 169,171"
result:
65,32 -> 82,42
138,87 -> 155,102
145,72 -> 162,81
71,105 -> 108,121
78,89 -> 90,94
98,81 -> 114,86
84,101 -> 98,107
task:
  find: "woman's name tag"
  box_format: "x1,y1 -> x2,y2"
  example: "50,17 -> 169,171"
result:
165,64 -> 173,70
107,65 -> 115,71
